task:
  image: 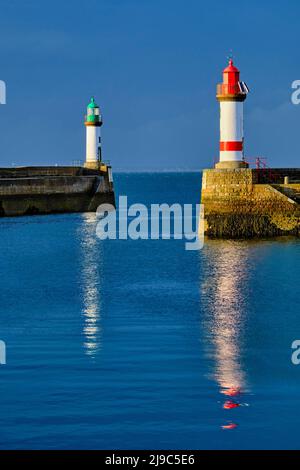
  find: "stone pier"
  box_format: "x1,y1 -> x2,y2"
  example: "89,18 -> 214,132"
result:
0,166 -> 115,217
201,168 -> 300,238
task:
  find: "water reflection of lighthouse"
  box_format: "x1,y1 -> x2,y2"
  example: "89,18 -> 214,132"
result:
80,213 -> 102,358
201,241 -> 250,427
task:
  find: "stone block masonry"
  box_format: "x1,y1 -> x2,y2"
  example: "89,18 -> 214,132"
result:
201,168 -> 300,238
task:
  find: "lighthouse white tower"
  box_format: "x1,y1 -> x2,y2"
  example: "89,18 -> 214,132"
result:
216,60 -> 249,169
84,97 -> 103,169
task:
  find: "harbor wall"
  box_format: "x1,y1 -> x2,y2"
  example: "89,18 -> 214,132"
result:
0,166 -> 115,217
201,168 -> 300,238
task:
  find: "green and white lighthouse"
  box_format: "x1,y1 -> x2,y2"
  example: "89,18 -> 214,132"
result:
84,97 -> 103,169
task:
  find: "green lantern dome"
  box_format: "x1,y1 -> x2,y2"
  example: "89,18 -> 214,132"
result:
86,96 -> 102,124
87,97 -> 99,109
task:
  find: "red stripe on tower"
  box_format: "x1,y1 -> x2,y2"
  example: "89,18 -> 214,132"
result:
220,141 -> 243,151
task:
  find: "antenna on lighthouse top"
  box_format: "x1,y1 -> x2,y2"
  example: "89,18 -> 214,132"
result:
227,49 -> 234,64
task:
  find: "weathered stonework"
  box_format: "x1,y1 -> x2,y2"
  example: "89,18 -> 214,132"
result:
201,168 -> 300,238
0,166 -> 115,217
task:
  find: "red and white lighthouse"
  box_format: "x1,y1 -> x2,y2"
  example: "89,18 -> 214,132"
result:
216,59 -> 249,169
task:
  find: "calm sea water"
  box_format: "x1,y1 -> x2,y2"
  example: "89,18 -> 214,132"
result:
0,172 -> 299,450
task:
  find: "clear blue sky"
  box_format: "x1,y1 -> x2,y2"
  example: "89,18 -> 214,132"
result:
0,0 -> 299,170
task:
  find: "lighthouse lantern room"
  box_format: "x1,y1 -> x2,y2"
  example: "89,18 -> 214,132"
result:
84,97 -> 103,169
216,60 -> 249,169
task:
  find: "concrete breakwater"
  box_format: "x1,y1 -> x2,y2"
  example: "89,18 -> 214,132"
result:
0,166 -> 115,217
201,168 -> 300,238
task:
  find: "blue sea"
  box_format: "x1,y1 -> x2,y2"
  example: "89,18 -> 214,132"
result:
0,172 -> 299,450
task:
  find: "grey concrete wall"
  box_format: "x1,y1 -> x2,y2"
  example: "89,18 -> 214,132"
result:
0,166 -> 115,217
0,166 -> 104,178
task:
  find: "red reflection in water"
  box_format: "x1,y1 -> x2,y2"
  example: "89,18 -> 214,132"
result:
223,400 -> 241,410
221,387 -> 241,397
222,423 -> 238,430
